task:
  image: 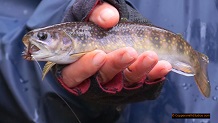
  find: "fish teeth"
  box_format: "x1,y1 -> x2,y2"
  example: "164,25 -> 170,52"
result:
30,44 -> 35,48
30,44 -> 40,52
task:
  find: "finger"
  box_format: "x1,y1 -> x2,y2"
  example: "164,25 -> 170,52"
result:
147,60 -> 172,81
123,51 -> 158,85
98,47 -> 138,83
61,50 -> 106,87
89,2 -> 119,29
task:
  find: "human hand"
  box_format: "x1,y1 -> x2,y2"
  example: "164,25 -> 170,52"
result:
61,2 -> 172,88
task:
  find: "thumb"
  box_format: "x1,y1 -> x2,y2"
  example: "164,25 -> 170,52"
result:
89,2 -> 119,29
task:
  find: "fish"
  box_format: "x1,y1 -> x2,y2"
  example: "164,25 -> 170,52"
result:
22,22 -> 211,97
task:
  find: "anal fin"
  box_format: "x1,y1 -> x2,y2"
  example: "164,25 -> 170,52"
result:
172,61 -> 195,76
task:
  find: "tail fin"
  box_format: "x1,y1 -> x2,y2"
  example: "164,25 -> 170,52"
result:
194,52 -> 210,97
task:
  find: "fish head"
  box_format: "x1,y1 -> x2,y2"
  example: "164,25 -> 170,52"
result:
22,27 -> 73,63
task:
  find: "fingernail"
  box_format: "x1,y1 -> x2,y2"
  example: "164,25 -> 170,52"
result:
93,51 -> 106,66
121,48 -> 137,63
100,8 -> 115,22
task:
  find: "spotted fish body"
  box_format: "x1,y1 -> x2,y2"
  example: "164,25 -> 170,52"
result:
22,22 -> 210,97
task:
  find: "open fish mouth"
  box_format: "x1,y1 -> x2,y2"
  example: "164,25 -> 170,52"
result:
22,41 -> 40,60
29,42 -> 40,53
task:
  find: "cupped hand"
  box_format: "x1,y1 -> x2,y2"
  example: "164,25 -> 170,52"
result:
61,2 -> 172,88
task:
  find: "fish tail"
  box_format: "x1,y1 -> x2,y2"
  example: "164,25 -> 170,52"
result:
194,52 -> 210,97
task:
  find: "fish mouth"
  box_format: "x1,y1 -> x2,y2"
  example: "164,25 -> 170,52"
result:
23,42 -> 40,60
22,36 -> 51,61
22,36 -> 41,60
29,42 -> 40,53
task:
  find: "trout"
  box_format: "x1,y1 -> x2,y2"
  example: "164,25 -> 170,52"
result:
22,22 -> 210,97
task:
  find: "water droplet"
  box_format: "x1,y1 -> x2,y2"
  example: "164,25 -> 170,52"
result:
188,83 -> 192,87
19,78 -> 28,84
183,86 -> 189,90
212,96 -> 217,101
182,83 -> 187,87
215,86 -> 218,90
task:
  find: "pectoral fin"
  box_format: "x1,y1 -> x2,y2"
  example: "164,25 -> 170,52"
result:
70,50 -> 97,61
70,52 -> 87,60
42,61 -> 56,80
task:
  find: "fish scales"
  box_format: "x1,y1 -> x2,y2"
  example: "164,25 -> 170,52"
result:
65,23 -> 192,65
22,22 -> 211,97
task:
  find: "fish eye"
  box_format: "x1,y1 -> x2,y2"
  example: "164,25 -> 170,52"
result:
37,32 -> 48,41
